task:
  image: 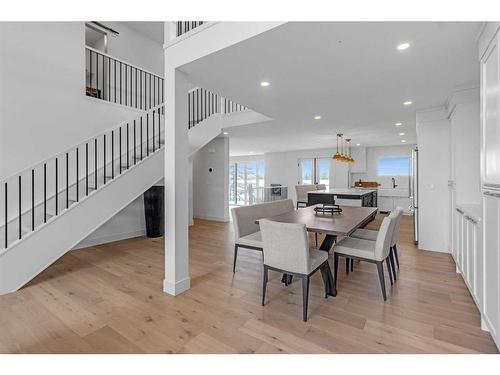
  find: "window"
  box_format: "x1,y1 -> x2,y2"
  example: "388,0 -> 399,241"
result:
298,158 -> 330,189
377,156 -> 410,176
229,160 -> 265,205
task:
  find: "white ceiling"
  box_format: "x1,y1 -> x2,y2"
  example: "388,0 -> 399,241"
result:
179,22 -> 481,156
122,22 -> 164,44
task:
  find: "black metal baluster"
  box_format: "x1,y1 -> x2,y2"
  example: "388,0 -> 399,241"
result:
204,89 -> 207,119
89,50 -> 93,90
4,182 -> 7,248
31,169 -> 34,231
130,66 -> 132,106
146,114 -> 149,156
153,75 -> 156,106
18,176 -> 21,239
140,117 -> 143,160
196,89 -> 199,124
120,62 -> 122,104
114,60 -> 117,103
103,134 -> 106,184
55,158 -> 58,215
76,148 -> 79,202
86,143 -> 89,196
134,120 -> 137,164
66,153 -> 69,208
125,64 -> 128,106
94,138 -> 97,190
111,130 -> 115,179
96,53 -> 99,98
149,74 -> 152,109
152,111 -> 155,152
126,123 -> 130,169
119,127 -> 122,173
161,78 -> 164,106
188,92 -> 191,128
44,164 -> 47,222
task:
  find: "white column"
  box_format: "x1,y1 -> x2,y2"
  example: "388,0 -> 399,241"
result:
163,66 -> 190,295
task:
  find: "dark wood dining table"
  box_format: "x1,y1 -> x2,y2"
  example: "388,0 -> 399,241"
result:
257,205 -> 378,296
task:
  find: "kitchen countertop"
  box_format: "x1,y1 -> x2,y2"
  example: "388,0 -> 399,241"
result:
308,188 -> 377,197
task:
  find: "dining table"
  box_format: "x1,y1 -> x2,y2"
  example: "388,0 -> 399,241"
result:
256,204 -> 378,296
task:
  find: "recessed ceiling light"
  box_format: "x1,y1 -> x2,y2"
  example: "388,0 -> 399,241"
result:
399,132 -> 405,136
403,101 -> 413,106
401,139 -> 407,143
397,42 -> 410,51
260,81 -> 270,87
314,115 -> 321,120
395,122 -> 403,126
356,143 -> 361,146
223,131 -> 228,135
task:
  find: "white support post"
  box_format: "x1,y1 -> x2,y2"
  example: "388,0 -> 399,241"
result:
163,66 -> 190,296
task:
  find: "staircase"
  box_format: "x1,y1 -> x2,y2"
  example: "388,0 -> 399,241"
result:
0,47 -> 255,295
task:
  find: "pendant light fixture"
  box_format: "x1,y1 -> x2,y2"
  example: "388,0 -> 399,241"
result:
332,134 -> 355,163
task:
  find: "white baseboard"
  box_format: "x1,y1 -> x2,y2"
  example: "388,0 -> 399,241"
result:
72,229 -> 146,250
193,214 -> 229,222
163,277 -> 190,296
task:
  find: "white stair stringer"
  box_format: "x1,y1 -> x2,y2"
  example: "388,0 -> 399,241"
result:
188,109 -> 272,157
0,147 -> 164,295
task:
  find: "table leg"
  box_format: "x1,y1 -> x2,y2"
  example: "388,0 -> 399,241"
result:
319,234 -> 337,296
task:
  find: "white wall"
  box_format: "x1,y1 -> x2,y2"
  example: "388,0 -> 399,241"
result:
0,22 -> 142,179
264,147 -> 349,204
350,145 -> 415,190
74,195 -> 146,249
417,108 -> 451,252
193,137 -> 230,221
101,22 -> 164,76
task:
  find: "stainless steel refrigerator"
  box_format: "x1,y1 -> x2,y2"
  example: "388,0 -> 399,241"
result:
410,147 -> 418,244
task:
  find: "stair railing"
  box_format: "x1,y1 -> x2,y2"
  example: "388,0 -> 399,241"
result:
85,46 -> 164,111
0,104 -> 165,251
176,21 -> 205,37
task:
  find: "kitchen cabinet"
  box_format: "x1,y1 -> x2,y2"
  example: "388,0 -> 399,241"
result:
482,193 -> 499,340
377,195 -> 410,213
481,31 -> 500,187
349,147 -> 366,173
454,205 -> 483,312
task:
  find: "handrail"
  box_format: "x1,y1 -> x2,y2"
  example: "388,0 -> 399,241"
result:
0,104 -> 164,185
85,45 -> 163,79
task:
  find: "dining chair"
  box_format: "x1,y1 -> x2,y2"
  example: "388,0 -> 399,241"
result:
259,219 -> 331,321
351,207 -> 404,278
295,184 -> 316,209
230,199 -> 294,273
333,213 -> 397,301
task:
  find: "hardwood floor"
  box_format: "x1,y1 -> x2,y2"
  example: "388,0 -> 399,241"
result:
0,214 -> 497,353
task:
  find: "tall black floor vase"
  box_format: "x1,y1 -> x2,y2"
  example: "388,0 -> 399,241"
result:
143,186 -> 164,238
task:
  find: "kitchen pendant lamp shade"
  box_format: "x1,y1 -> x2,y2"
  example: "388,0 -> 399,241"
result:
332,134 -> 355,163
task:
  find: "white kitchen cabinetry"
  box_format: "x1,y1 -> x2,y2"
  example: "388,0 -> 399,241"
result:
479,24 -> 500,350
482,193 -> 499,341
349,147 -> 366,173
454,205 -> 483,313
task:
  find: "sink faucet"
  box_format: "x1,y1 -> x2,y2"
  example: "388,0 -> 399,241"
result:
392,177 -> 398,189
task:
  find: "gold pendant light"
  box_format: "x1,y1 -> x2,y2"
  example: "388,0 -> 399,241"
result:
333,134 -> 355,163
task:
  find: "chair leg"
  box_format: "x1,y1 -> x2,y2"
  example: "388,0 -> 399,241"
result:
345,257 -> 350,274
262,265 -> 268,306
376,261 -> 387,301
333,253 -> 339,293
302,276 -> 310,322
386,258 -> 393,285
389,250 -> 397,282
315,232 -> 318,248
393,245 -> 400,269
232,245 -> 239,273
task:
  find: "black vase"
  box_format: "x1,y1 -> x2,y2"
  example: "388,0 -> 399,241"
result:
143,186 -> 164,238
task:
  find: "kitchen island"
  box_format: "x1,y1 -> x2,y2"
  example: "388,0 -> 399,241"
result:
307,188 -> 378,207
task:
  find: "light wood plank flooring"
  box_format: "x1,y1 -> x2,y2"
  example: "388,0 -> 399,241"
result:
0,214 -> 497,353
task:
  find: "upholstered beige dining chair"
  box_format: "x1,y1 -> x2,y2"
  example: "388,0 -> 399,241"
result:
294,184 -> 317,209
259,219 -> 331,321
351,207 -> 404,280
333,212 -> 397,301
230,199 -> 294,273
